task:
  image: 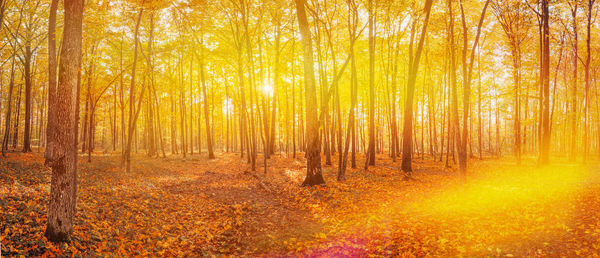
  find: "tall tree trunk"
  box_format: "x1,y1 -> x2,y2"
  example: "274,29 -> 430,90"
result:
366,0 -> 376,167
569,2 -> 578,162
200,36 -> 214,159
45,0 -> 58,159
539,0 -> 551,164
2,55 -> 16,156
124,7 -> 144,172
458,0 -> 490,175
45,0 -> 84,242
23,46 -> 33,152
12,83 -> 22,149
170,93 -> 177,154
582,0 -> 594,162
296,0 -> 325,186
401,0 -> 434,174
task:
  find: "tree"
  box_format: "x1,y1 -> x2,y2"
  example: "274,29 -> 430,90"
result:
45,0 -> 84,242
492,0 -> 531,165
457,0 -> 491,175
45,0 -> 58,160
582,0 -> 595,162
20,0 -> 46,153
123,6 -> 145,173
539,0 -> 551,165
401,0 -> 434,175
366,0 -> 376,167
567,0 -> 578,162
296,0 -> 325,186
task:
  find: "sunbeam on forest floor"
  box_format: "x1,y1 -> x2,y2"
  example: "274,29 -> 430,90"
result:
308,163 -> 597,256
1,152 -> 600,256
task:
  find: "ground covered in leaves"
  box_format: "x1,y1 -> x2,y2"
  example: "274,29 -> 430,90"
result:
1,151 -> 600,256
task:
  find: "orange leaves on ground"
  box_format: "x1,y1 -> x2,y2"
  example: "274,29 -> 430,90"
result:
2,152 -> 600,256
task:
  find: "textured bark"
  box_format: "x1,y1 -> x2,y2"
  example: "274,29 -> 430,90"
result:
45,0 -> 84,242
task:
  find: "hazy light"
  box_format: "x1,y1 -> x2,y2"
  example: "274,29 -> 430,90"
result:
222,98 -> 234,115
261,82 -> 274,97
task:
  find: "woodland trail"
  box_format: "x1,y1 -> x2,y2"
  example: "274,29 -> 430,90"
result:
1,152 -> 600,256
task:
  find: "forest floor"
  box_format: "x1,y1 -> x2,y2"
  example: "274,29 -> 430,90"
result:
1,150 -> 600,256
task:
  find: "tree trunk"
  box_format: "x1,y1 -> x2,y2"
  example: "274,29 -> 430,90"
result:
539,0 -> 551,165
569,2 -> 578,162
401,0 -> 434,174
2,55 -> 16,156
296,0 -> 325,186
124,7 -> 144,172
367,0 -> 376,167
23,46 -> 33,152
458,0 -> 490,175
200,38 -> 214,159
582,0 -> 594,162
45,0 -> 84,242
45,0 -> 59,159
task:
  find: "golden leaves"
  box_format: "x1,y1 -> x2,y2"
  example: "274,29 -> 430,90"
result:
2,152 -> 600,256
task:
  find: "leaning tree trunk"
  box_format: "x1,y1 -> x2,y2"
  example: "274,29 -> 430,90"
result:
124,7 -> 143,173
45,0 -> 84,242
401,0 -> 434,174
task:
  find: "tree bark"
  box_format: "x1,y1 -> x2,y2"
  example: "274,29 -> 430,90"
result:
45,0 -> 84,242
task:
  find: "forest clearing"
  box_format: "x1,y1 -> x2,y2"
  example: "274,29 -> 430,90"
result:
2,152 -> 600,256
2,0 -> 600,256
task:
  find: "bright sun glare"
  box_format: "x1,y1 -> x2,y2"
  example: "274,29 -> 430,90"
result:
261,82 -> 274,97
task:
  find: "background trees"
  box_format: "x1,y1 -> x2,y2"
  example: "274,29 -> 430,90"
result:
0,0 -> 597,189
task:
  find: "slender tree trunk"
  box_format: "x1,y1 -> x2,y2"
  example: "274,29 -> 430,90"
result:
124,7 -> 144,172
458,0 -> 490,174
199,38 -> 214,159
366,0 -> 376,167
582,0 -> 594,162
12,83 -> 22,149
401,0 -> 434,174
23,46 -> 33,152
2,55 -> 16,156
569,2 -> 578,162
